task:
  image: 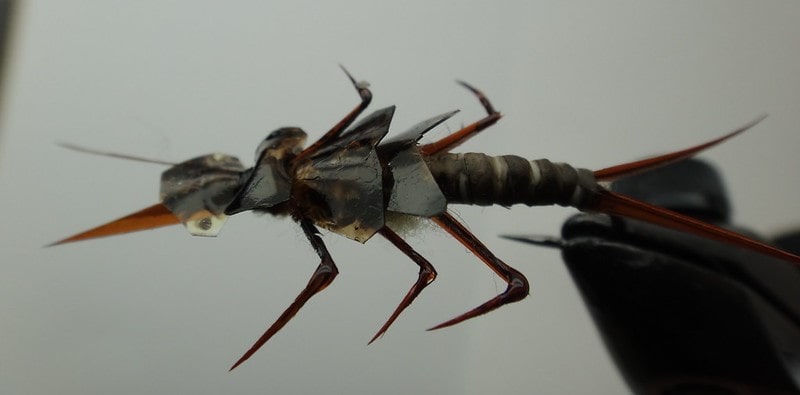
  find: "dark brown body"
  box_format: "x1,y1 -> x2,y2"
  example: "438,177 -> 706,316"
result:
424,153 -> 599,209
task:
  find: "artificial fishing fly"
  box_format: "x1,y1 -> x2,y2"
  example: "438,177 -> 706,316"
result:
51,68 -> 800,370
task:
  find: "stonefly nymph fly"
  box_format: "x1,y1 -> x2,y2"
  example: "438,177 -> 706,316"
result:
51,68 -> 800,370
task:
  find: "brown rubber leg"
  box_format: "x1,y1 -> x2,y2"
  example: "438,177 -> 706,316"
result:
428,212 -> 529,330
293,66 -> 373,163
369,227 -> 438,344
419,81 -> 501,156
229,218 -> 338,371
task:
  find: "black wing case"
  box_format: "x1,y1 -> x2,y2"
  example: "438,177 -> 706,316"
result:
377,110 -> 458,217
294,106 -> 396,242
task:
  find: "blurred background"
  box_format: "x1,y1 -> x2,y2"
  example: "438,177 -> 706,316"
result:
1,2 -> 799,394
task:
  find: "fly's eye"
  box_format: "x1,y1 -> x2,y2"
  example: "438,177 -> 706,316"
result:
197,217 -> 213,231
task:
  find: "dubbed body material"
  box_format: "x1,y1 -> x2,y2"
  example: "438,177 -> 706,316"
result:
53,69 -> 800,370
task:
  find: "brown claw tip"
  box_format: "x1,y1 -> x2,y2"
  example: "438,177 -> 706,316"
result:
426,322 -> 452,332
368,326 -> 387,345
426,314 -> 464,331
367,316 -> 397,345
229,357 -> 247,372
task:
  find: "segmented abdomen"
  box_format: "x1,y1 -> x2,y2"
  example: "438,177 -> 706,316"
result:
423,153 -> 599,209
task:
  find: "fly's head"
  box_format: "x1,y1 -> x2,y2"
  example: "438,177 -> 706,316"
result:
160,153 -> 246,236
224,127 -> 308,215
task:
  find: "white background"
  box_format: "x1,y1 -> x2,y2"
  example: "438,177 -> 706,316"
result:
2,2 -> 799,394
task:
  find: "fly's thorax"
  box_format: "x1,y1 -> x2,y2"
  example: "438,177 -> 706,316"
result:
224,128 -> 308,215
423,153 -> 599,209
291,147 -> 385,243
285,107 -> 398,243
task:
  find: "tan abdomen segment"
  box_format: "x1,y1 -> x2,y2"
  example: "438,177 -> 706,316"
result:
424,153 -> 599,209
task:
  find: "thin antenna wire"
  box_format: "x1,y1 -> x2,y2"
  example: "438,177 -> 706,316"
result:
57,142 -> 176,166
